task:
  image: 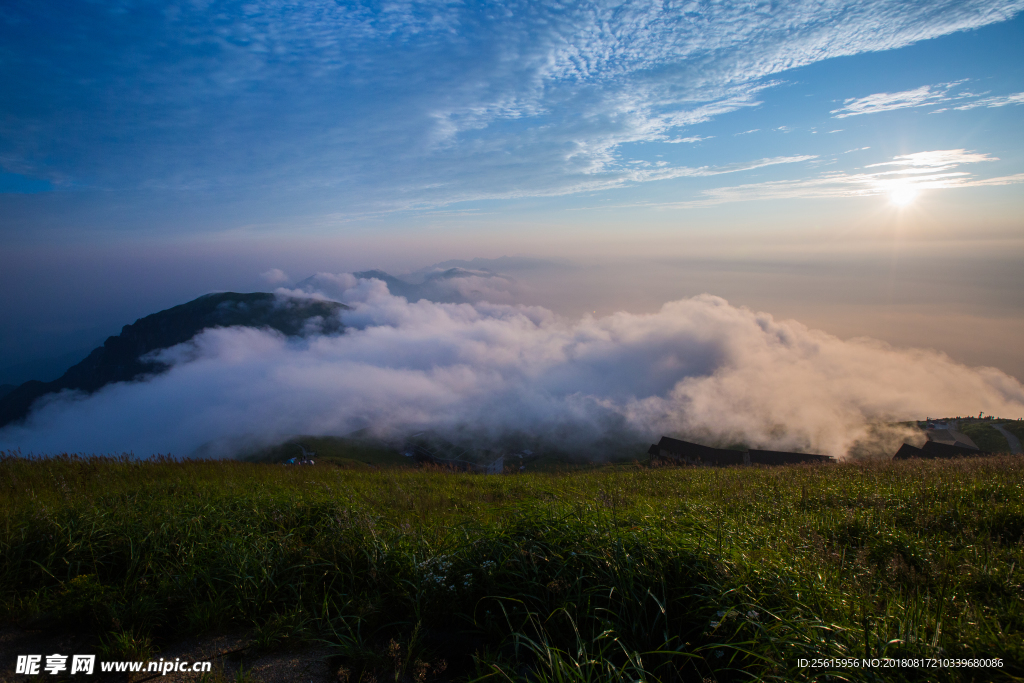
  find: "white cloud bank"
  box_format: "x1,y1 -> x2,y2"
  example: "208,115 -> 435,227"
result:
2,276 -> 1021,460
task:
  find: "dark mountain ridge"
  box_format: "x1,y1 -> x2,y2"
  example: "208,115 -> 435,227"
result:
0,292 -> 347,430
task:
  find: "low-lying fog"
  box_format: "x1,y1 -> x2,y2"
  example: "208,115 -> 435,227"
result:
2,265 -> 1022,459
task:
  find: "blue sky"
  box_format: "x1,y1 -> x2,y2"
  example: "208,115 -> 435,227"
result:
1,0 -> 1023,384
2,0 -> 1022,226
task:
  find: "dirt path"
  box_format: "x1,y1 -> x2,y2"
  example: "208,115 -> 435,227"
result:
993,424 -> 1022,454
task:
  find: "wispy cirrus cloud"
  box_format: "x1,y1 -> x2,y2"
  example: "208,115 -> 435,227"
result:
2,0 -> 1022,215
865,150 -> 997,168
831,82 -> 964,117
954,91 -> 1024,109
653,149 -> 1022,207
620,155 -> 818,184
665,136 -> 715,144
832,81 -> 1024,118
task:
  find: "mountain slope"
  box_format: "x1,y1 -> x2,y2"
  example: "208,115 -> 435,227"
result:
0,292 -> 347,429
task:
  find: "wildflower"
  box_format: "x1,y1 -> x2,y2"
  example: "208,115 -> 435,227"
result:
747,610 -> 759,620
710,621 -> 720,628
716,611 -> 726,617
715,650 -> 724,658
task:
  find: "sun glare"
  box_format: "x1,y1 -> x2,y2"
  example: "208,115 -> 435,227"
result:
889,187 -> 918,207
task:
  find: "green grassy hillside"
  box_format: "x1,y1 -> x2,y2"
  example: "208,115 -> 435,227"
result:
249,435 -> 414,468
247,434 -> 649,473
959,422 -> 1011,452
2,454 -> 1021,681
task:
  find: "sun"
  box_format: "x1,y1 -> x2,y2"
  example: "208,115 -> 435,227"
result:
889,187 -> 919,207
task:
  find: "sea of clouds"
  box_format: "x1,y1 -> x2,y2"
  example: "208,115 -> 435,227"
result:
2,272 -> 1022,459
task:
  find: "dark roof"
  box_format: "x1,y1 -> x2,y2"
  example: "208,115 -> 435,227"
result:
747,449 -> 835,465
926,429 -> 979,450
652,436 -> 840,467
920,441 -> 989,459
656,437 -> 746,465
893,443 -> 924,460
893,441 -> 989,460
647,444 -> 660,456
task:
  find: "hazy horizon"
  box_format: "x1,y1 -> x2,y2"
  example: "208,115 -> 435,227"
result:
3,249 -> 1022,385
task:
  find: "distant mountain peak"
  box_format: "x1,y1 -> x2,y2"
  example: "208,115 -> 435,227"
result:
0,292 -> 348,430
